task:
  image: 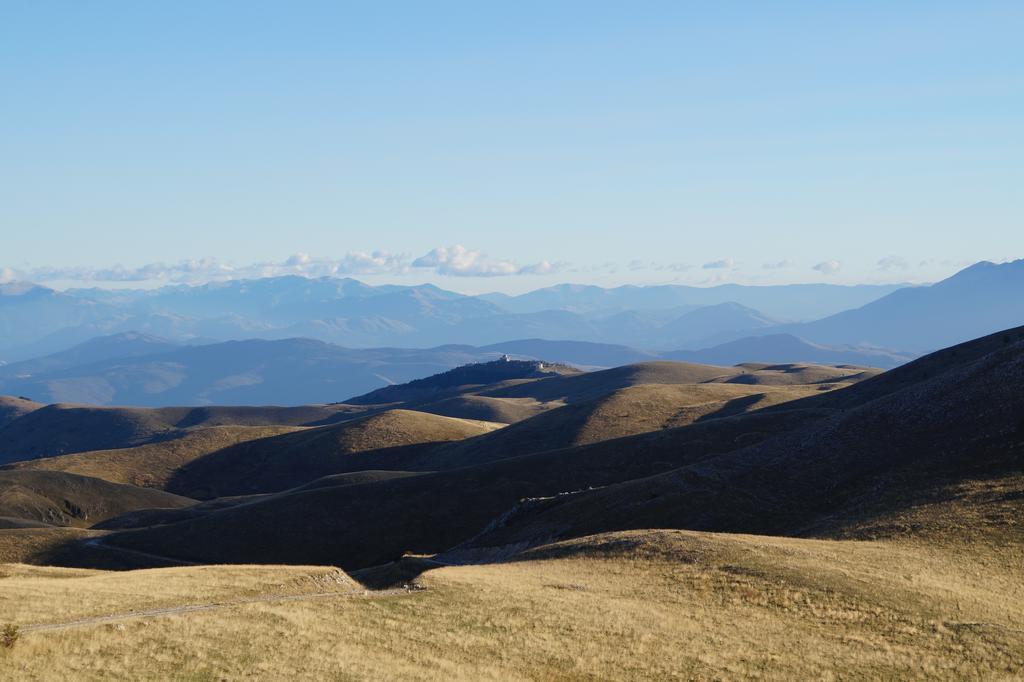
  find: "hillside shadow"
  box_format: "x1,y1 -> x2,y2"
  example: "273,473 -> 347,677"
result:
350,556 -> 447,589
693,394 -> 767,423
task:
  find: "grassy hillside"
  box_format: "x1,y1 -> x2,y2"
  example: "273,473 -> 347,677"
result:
167,410 -> 504,499
79,328 -> 1022,571
161,378 -> 832,499
389,381 -> 831,474
1,529 -> 1020,679
0,404 -> 181,463
713,362 -> 882,386
480,360 -> 739,403
0,470 -> 194,528
0,396 -> 42,430
0,402 -> 364,464
347,358 -> 580,406
3,425 -> 302,488
407,394 -> 554,424
462,333 -> 1024,553
0,527 -> 97,564
93,406 -> 825,569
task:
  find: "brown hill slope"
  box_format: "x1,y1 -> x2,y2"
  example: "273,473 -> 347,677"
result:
764,325 -> 1024,412
478,361 -> 739,403
87,328 -> 1023,570
165,381 -> 829,498
460,331 -> 1024,553
90,406 -> 825,569
0,470 -> 194,528
0,395 -> 43,429
0,402 -> 365,464
380,382 -> 832,474
166,410 -> 504,498
0,404 -> 182,463
409,394 -> 554,424
369,359 -> 872,426
345,358 -> 580,406
714,362 -> 882,386
3,424 -> 302,488
354,360 -> 761,424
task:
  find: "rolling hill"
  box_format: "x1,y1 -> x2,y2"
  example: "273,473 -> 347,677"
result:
88,405 -> 826,568
165,410 -> 504,498
3,526 -> 1020,679
0,402 -> 363,464
6,356 -> 872,503
2,424 -> 303,488
0,395 -> 42,429
0,469 -> 194,528
459,326 -> 1024,553
80,326 -> 1022,572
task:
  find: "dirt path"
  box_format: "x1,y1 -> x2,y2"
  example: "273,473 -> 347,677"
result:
82,535 -> 201,567
22,587 -> 412,633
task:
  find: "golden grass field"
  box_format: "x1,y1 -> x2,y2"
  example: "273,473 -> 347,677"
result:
1,529 -> 1020,680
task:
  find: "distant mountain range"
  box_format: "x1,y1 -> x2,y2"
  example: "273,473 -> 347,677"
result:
663,334 -> 913,368
0,335 -> 504,406
0,260 -> 1020,372
0,331 -> 915,407
778,259 -> 1024,352
0,275 -> 905,362
479,281 -> 905,319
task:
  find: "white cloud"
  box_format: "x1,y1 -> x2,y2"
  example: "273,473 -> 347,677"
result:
812,260 -> 842,275
517,260 -> 566,275
6,246 -> 565,286
258,251 -> 409,278
413,245 -> 515,276
628,260 -> 691,273
877,255 -> 910,271
412,245 -> 564,277
569,261 -> 618,275
702,258 -> 735,270
762,259 -> 796,270
5,252 -> 410,285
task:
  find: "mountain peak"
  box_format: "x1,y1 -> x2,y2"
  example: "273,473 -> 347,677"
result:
0,282 -> 54,297
938,258 -> 1024,286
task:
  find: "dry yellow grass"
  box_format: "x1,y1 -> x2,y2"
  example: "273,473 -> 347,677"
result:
0,528 -> 96,564
0,564 -> 357,624
4,425 -> 305,488
1,529 -> 1020,680
571,382 -> 828,445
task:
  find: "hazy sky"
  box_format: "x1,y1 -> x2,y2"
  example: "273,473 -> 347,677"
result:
2,2 -> 1021,293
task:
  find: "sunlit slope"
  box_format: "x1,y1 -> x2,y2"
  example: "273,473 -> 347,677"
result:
167,410 -> 504,498
3,425 -> 302,488
2,529 -> 1020,679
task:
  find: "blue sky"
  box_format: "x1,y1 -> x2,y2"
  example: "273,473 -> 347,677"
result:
1,1 -> 1021,293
